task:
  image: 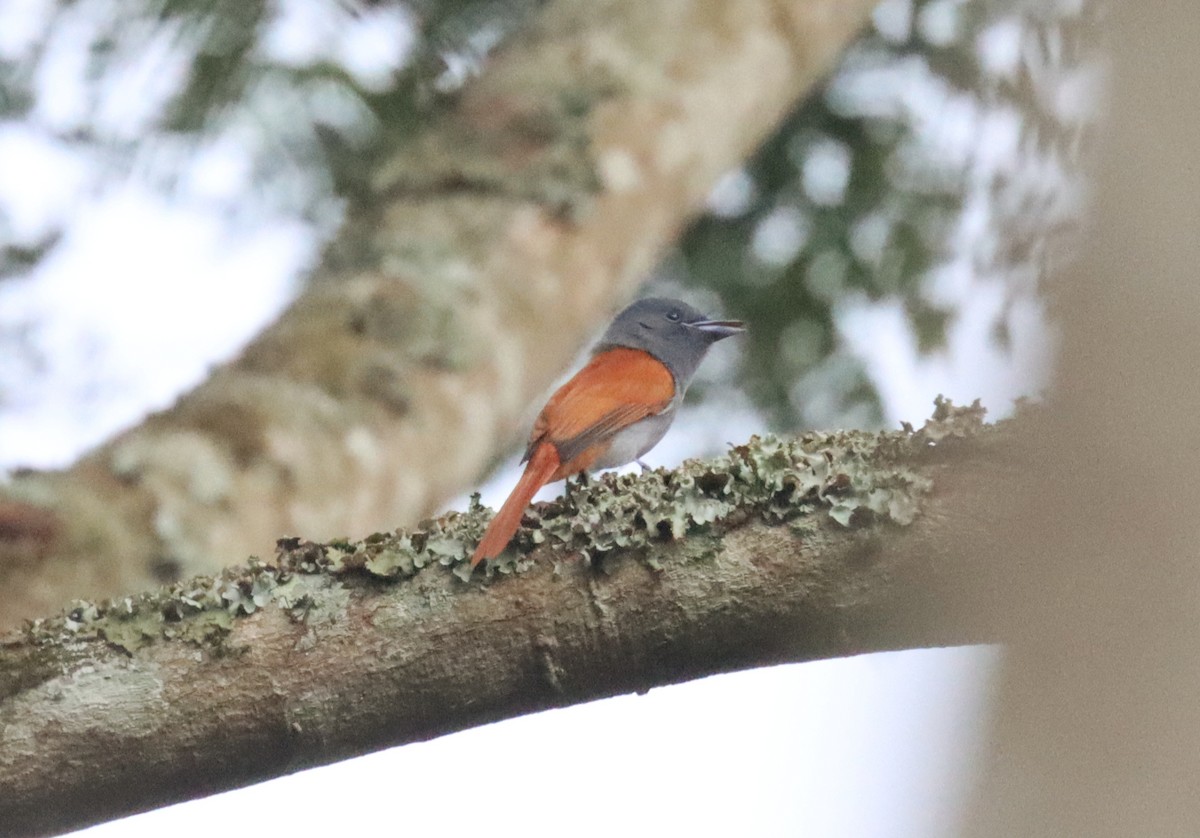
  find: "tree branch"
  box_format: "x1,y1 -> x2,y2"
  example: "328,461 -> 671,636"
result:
0,402 -> 1017,837
0,0 -> 879,627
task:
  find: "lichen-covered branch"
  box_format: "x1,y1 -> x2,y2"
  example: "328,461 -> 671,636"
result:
0,0 -> 879,627
1,401 -> 1018,837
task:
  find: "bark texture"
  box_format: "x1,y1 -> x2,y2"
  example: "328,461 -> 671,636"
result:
0,0 -> 878,628
1,409 -> 1015,837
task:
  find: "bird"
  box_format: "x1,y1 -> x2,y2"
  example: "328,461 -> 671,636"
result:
471,297 -> 744,566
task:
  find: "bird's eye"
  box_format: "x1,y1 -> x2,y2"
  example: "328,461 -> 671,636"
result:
666,310 -> 682,322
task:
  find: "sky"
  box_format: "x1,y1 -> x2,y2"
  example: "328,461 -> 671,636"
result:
0,1 -> 1081,835
68,648 -> 1001,838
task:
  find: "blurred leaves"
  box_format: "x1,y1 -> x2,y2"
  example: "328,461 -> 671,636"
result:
0,0 -> 544,253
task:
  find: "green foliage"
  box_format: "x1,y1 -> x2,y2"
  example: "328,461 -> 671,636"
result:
157,0 -> 269,133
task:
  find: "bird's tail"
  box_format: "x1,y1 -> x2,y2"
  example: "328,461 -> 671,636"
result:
471,443 -> 560,567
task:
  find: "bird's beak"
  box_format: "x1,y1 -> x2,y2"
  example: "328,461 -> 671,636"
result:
689,318 -> 746,340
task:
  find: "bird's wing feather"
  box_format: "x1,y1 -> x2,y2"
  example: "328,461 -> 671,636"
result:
553,403 -> 663,469
526,348 -> 675,473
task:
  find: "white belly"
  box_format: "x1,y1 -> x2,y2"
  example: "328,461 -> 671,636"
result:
592,409 -> 676,470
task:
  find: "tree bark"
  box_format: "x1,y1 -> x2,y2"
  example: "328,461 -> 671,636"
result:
1,407 -> 1014,837
0,0 -> 879,628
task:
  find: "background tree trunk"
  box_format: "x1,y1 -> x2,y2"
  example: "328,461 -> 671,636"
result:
959,4 -> 1200,836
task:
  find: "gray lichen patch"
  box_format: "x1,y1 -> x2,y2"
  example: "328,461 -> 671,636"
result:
1,659 -> 168,754
275,502 -> 493,586
15,578 -> 236,663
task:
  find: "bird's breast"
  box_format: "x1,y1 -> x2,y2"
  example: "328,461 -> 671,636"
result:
591,408 -> 676,470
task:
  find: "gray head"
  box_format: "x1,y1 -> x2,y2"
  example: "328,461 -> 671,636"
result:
595,297 -> 745,388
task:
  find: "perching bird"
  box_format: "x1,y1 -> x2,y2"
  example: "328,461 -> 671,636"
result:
471,297 -> 744,566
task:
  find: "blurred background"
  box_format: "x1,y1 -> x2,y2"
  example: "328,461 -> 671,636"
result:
0,0 -> 1099,834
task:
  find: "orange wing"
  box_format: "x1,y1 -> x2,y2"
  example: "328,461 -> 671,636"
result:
529,347 -> 676,478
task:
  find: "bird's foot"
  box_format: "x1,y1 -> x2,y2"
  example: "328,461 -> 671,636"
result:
564,472 -> 589,499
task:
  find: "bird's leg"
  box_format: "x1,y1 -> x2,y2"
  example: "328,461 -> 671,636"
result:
564,471 -> 589,500
637,459 -> 652,473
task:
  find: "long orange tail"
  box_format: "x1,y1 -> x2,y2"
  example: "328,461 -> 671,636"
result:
471,443 -> 560,566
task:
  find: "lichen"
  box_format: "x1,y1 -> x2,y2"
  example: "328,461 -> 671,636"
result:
11,558 -> 290,659
6,399 -> 991,664
268,397 -> 989,581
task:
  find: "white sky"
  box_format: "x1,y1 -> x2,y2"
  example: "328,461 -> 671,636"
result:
0,2 -> 1078,835
71,648 -> 1000,838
